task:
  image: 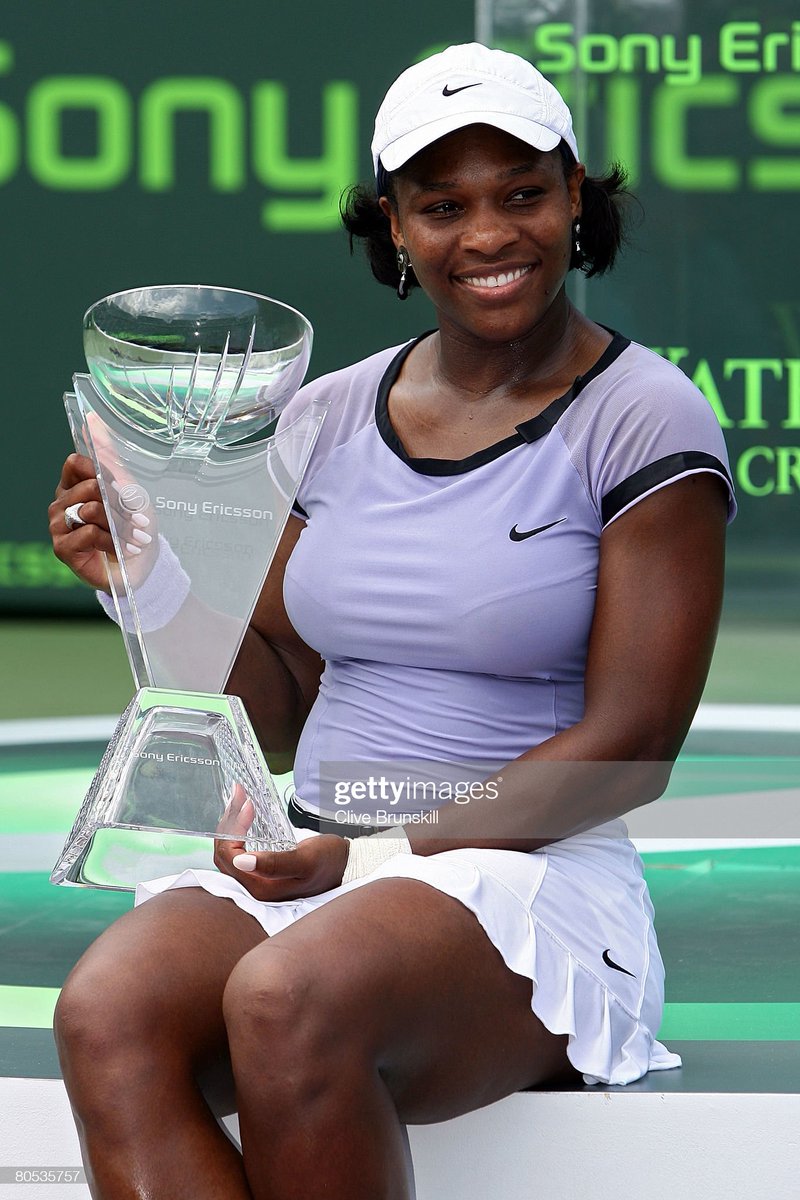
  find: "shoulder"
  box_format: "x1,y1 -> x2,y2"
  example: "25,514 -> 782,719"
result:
559,335 -> 737,527
297,341 -> 410,411
564,334 -> 731,446
584,337 -> 718,418
279,340 -> 410,442
278,340 -> 414,513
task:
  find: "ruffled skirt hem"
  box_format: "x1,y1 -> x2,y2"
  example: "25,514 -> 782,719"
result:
135,835 -> 681,1089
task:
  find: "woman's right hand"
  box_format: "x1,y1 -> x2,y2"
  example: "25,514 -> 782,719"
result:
49,453 -> 117,592
50,450 -> 159,594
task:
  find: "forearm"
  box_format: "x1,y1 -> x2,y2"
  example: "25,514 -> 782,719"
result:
404,721 -> 674,856
226,627 -> 320,773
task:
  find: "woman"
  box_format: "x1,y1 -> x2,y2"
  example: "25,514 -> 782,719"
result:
50,43 -> 735,1200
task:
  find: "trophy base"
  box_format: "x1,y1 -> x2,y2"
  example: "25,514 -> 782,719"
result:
50,687 -> 297,892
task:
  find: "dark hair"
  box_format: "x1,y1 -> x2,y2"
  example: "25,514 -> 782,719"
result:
556,142 -> 631,278
340,139 -> 633,293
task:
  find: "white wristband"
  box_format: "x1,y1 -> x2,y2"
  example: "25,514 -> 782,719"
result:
341,828 -> 413,884
96,535 -> 191,633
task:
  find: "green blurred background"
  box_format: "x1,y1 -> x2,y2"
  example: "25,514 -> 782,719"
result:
1,0 -> 797,714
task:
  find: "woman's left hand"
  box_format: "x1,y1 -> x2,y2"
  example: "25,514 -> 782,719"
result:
214,787 -> 349,901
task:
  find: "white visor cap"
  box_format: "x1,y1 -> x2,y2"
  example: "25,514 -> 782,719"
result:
372,43 -> 579,181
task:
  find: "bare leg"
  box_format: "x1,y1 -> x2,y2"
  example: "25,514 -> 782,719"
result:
54,888 -> 267,1199
223,878 -> 580,1200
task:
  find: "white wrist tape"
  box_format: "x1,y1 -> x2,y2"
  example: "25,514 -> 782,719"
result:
341,828 -> 413,884
96,535 -> 191,633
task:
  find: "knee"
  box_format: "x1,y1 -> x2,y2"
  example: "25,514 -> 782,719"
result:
223,943 -> 354,1071
56,965 -> 112,1065
223,943 -> 314,1045
54,955 -> 156,1081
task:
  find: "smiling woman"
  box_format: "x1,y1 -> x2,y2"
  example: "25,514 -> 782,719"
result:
379,128 -> 581,348
51,42 -> 737,1200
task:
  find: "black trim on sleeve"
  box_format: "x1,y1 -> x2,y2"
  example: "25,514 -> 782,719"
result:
292,500 -> 308,520
601,452 -> 734,526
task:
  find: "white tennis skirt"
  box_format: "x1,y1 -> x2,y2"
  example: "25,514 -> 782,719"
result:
135,817 -> 681,1088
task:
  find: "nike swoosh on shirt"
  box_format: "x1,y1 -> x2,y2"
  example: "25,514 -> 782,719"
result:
442,83 -> 483,97
508,517 -> 567,541
602,949 -> 636,978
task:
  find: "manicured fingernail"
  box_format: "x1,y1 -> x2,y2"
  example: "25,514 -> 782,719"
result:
131,513 -> 151,528
125,543 -> 142,555
132,528 -> 152,545
233,853 -> 257,872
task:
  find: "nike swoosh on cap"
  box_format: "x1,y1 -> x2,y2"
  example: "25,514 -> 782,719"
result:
509,517 -> 567,542
442,83 -> 483,97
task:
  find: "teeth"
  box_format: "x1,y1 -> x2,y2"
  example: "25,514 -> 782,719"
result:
462,265 -> 531,289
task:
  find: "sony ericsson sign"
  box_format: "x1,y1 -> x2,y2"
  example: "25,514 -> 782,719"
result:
1,19 -> 799,243
517,20 -> 800,190
0,39 -> 357,232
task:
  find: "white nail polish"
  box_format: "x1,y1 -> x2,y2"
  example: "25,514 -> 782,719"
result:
132,528 -> 152,545
131,513 -> 151,528
233,853 -> 257,872
125,543 -> 142,556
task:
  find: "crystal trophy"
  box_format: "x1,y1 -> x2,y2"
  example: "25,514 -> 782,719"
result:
51,285 -> 326,891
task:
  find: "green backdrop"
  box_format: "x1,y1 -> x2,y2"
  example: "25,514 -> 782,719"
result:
1,0 -> 797,622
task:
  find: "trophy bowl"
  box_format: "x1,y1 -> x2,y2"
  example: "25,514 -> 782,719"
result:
83,284 -> 313,446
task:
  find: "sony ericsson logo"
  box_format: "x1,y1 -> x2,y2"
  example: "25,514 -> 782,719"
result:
154,497 -> 273,521
114,483 -> 272,521
116,483 -> 150,513
114,485 -> 271,521
509,517 -> 567,541
137,750 -> 221,766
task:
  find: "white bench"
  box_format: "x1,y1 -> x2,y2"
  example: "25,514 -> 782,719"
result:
2,1040 -> 797,1199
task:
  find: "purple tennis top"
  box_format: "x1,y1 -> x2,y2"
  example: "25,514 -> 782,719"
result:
279,331 -> 736,816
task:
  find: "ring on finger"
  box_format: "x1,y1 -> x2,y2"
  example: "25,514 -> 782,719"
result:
64,502 -> 87,530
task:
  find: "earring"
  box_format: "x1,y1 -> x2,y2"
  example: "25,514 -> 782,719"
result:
572,221 -> 584,268
396,246 -> 411,300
